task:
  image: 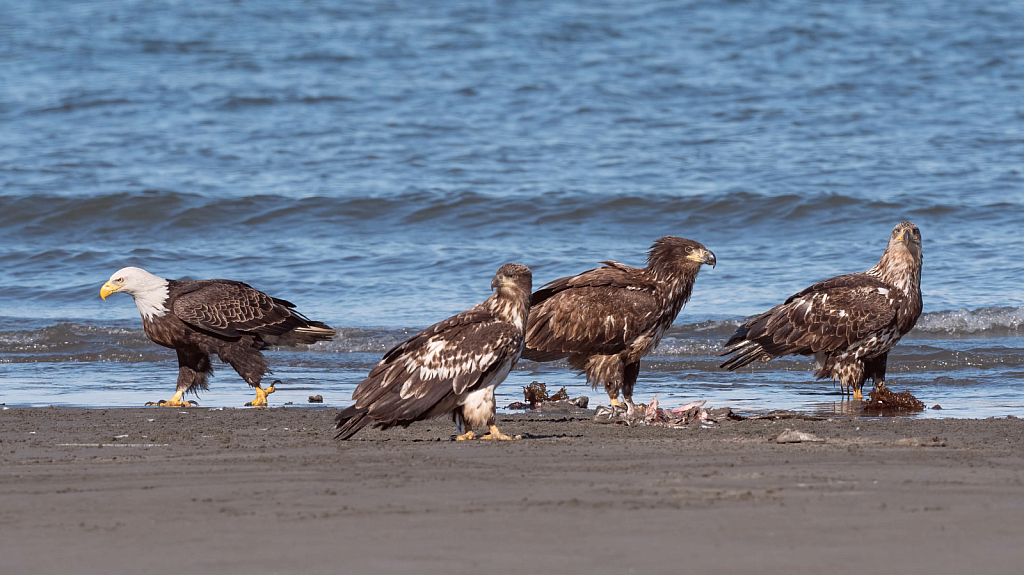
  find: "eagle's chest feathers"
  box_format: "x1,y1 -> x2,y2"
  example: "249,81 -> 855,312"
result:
627,279 -> 690,358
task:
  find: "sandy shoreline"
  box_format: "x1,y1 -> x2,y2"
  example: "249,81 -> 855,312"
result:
2,407 -> 1023,574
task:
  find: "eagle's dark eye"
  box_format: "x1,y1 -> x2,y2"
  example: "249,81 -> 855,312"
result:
685,246 -> 693,253
116,277 -> 124,283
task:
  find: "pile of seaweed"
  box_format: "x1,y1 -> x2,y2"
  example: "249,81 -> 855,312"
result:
862,383 -> 925,414
507,381 -> 589,410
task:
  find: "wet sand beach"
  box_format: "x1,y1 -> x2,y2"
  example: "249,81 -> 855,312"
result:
2,407 -> 1023,574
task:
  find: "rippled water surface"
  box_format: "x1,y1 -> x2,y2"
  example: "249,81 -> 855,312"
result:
2,0 -> 1023,417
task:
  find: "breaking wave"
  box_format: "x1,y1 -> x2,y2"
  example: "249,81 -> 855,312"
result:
4,308 -> 1023,366
913,307 -> 1024,338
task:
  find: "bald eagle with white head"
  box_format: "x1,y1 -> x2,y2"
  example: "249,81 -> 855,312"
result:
522,237 -> 716,408
101,267 -> 335,407
335,263 -> 532,440
719,222 -> 923,399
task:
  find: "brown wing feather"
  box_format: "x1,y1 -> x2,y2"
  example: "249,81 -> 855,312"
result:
171,280 -> 305,338
525,263 -> 661,359
721,275 -> 897,369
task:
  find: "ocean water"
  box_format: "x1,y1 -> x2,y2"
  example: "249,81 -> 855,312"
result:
2,0 -> 1023,418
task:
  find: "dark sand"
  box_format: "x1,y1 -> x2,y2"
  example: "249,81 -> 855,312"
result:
3,407 -> 1023,574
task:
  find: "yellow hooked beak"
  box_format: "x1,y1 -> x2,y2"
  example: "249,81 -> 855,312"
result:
100,281 -> 120,300
687,249 -> 717,268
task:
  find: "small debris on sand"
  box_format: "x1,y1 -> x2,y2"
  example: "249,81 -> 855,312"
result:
863,383 -> 925,414
931,404 -> 942,410
775,429 -> 825,443
894,437 -> 946,447
308,395 -> 324,403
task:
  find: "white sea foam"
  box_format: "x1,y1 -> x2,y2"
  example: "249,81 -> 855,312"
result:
914,307 -> 1024,337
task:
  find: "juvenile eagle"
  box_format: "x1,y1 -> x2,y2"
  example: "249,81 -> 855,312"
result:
335,263 -> 532,441
523,237 -> 716,408
719,222 -> 923,399
101,267 -> 335,407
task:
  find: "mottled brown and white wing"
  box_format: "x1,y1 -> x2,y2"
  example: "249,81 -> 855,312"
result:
721,275 -> 897,369
335,313 -> 522,439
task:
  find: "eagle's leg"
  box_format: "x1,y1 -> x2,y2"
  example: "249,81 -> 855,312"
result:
860,355 -> 889,400
248,381 -> 276,408
455,423 -> 477,441
849,360 -> 869,400
146,350 -> 207,406
620,361 -> 640,410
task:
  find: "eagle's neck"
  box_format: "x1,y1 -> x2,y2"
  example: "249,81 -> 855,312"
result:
127,278 -> 170,321
645,258 -> 701,309
868,244 -> 922,297
486,286 -> 531,331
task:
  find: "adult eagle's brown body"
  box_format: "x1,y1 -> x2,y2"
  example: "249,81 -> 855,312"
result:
101,267 -> 335,407
523,237 -> 715,407
335,263 -> 532,440
719,222 -> 923,398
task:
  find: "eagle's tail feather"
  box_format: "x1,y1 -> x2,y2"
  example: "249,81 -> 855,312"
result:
291,323 -> 336,344
718,340 -> 773,371
521,347 -> 569,362
334,405 -> 371,440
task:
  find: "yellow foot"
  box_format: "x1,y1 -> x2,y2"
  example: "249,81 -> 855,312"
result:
145,391 -> 195,407
481,425 -> 521,441
144,399 -> 196,407
609,398 -> 622,407
852,388 -> 864,400
455,430 -> 477,441
246,383 -> 276,408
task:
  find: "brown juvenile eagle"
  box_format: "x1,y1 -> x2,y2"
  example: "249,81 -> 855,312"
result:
335,263 -> 532,441
522,237 -> 716,408
101,267 -> 335,407
719,222 -> 923,399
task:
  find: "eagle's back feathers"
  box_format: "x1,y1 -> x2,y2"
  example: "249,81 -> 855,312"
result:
169,280 -> 332,345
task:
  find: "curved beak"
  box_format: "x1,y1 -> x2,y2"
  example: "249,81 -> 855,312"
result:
692,248 -> 716,268
491,275 -> 502,290
100,281 -> 119,300
702,249 -> 716,268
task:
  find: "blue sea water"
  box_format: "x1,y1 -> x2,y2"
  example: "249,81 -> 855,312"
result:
2,0 -> 1023,418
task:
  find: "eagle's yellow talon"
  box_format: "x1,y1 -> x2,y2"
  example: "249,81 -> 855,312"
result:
852,388 -> 864,400
248,383 -> 275,408
146,390 -> 192,407
609,398 -> 622,407
481,425 -> 519,440
455,430 -> 477,441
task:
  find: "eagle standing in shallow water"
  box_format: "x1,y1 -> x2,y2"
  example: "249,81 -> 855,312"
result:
719,222 -> 923,399
522,237 -> 716,408
335,263 -> 532,441
101,267 -> 335,407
